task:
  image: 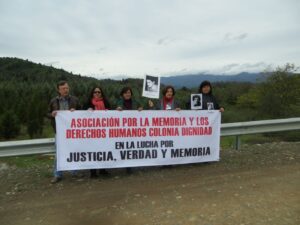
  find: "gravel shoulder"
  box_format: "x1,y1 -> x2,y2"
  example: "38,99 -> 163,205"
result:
0,142 -> 299,225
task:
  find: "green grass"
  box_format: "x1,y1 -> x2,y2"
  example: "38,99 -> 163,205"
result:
221,131 -> 300,149
221,134 -> 280,149
0,155 -> 53,169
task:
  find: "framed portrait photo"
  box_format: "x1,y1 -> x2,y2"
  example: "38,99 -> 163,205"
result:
191,94 -> 202,109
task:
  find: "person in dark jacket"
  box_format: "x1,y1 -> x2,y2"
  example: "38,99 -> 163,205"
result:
187,80 -> 224,112
116,87 -> 143,174
84,86 -> 111,178
47,80 -> 82,184
116,86 -> 143,111
148,85 -> 181,110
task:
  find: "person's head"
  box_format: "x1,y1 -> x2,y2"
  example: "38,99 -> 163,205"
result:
146,79 -> 155,89
90,86 -> 105,100
146,76 -> 157,90
192,95 -> 200,102
199,80 -> 212,95
162,85 -> 175,99
120,87 -> 133,100
57,81 -> 69,97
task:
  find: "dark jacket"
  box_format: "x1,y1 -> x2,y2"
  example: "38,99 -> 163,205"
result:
200,94 -> 220,110
116,98 -> 141,110
187,80 -> 222,110
152,98 -> 181,110
186,94 -> 220,110
47,95 -> 81,132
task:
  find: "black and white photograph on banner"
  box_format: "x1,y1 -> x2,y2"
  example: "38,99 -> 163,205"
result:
191,94 -> 202,109
207,102 -> 214,111
142,75 -> 160,99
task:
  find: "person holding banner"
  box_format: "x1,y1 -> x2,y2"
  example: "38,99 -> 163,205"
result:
84,86 -> 111,178
116,87 -> 143,111
187,80 -> 224,112
116,86 -> 143,174
148,85 -> 180,169
47,80 -> 82,184
199,80 -> 224,112
148,85 -> 181,111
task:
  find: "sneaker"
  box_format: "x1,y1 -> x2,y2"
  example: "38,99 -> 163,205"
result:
51,177 -> 62,184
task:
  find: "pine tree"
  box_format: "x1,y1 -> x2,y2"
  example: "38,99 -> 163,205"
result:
0,110 -> 21,139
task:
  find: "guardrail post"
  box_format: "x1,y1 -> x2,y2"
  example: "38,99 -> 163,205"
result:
235,135 -> 241,150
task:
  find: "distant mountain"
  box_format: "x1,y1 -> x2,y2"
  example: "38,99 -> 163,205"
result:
161,72 -> 268,88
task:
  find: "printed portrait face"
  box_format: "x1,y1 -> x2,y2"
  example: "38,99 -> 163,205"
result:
192,95 -> 201,106
207,102 -> 214,110
142,75 -> 160,99
191,94 -> 202,110
145,76 -> 158,92
146,79 -> 155,88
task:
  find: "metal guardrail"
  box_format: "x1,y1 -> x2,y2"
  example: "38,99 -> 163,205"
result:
0,118 -> 299,157
221,117 -> 300,149
0,138 -> 55,157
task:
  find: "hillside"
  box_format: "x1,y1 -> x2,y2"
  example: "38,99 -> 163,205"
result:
0,57 -> 146,140
0,57 -> 144,101
0,57 -> 299,141
0,57 -> 100,83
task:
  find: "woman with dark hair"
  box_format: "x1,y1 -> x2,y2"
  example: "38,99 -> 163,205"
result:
84,86 -> 111,178
188,80 -> 224,112
149,85 -> 181,110
116,87 -> 143,174
116,87 -> 143,111
85,86 -> 110,111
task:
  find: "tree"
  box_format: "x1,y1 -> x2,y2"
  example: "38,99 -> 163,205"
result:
27,94 -> 45,138
0,110 -> 21,139
256,64 -> 300,119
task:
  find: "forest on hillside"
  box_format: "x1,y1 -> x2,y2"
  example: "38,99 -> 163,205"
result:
0,57 -> 299,140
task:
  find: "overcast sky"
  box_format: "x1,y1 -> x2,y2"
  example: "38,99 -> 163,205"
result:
1,0 -> 299,78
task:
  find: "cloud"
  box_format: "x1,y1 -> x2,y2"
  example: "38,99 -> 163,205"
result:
218,62 -> 273,74
96,48 -> 107,54
0,0 -> 299,77
157,37 -> 175,46
224,32 -> 249,42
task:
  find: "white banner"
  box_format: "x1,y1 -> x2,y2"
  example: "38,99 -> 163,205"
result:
55,110 -> 221,171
